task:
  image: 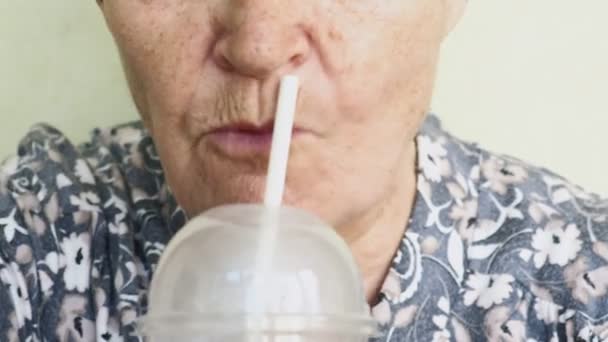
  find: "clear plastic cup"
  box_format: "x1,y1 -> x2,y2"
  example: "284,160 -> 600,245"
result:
140,204 -> 376,342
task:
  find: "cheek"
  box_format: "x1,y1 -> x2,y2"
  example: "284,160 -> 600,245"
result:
106,4 -> 214,123
334,12 -> 443,128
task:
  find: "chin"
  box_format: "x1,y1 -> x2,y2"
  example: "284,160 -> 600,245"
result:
211,174 -> 268,206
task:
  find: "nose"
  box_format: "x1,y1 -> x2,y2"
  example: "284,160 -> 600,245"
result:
212,1 -> 312,80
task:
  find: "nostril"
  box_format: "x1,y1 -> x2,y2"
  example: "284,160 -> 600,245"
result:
212,26 -> 311,78
289,54 -> 305,67
216,53 -> 234,72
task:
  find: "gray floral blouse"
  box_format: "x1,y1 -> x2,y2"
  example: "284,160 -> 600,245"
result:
1,115 -> 607,341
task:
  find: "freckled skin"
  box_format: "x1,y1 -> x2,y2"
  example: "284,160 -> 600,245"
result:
98,0 -> 465,300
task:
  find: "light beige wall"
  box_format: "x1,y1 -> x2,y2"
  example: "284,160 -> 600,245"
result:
433,1 -> 608,195
0,1 -> 136,156
1,1 -> 607,194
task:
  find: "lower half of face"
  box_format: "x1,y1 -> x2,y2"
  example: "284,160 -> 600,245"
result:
104,0 -> 446,226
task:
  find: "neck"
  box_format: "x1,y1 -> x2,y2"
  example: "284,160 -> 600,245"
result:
336,141 -> 418,305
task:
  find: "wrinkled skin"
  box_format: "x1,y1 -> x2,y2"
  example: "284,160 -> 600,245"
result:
99,0 -> 465,300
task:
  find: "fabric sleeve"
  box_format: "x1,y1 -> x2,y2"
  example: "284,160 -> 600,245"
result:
0,124 -> 106,341
0,155 -> 39,341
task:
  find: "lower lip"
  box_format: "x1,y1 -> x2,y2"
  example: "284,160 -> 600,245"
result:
205,129 -> 303,156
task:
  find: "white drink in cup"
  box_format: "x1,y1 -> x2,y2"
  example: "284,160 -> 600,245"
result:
139,77 -> 377,341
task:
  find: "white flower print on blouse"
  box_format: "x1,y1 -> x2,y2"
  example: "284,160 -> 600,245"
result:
480,156 -> 527,195
577,321 -> 608,342
418,135 -> 451,183
38,251 -> 65,293
533,298 -> 562,324
463,272 -> 515,309
531,220 -> 582,268
484,306 -> 527,341
0,208 -> 28,243
60,233 -> 91,292
564,257 -> 608,305
0,262 -> 32,328
431,296 -> 452,342
74,159 -> 96,185
55,294 -> 96,341
95,307 -> 122,341
69,191 -> 101,213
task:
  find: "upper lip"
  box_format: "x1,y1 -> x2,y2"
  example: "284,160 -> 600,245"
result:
210,121 -> 275,134
207,121 -> 309,135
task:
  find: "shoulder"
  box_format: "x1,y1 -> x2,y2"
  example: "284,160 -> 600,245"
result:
0,120 -> 178,251
0,123 -> 105,339
0,122 -> 142,272
0,122 -> 180,340
422,115 -> 608,337
455,130 -> 608,333
471,140 -> 608,279
421,116 -> 607,276
0,122 -> 145,216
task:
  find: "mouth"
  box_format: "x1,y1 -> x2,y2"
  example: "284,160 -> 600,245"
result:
203,121 -> 308,157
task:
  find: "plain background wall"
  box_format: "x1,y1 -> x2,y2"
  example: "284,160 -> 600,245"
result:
0,1 -> 137,151
1,1 -> 607,194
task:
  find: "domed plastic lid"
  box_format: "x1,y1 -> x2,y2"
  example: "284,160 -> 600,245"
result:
140,204 -> 377,340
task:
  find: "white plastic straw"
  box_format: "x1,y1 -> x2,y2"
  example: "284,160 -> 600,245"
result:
263,75 -> 300,208
251,75 -> 299,313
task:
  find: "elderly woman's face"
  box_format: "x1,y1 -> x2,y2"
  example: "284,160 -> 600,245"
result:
100,1 -> 461,226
